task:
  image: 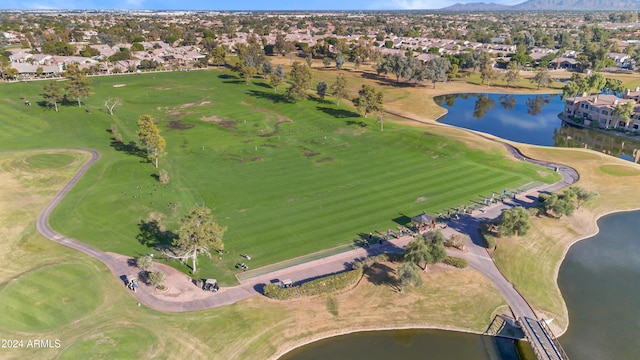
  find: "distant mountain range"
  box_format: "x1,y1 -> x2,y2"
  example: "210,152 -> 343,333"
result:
442,0 -> 640,11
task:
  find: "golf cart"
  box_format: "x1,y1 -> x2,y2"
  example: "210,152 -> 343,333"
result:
203,278 -> 219,292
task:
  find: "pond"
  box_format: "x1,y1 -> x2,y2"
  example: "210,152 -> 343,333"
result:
434,93 -> 640,163
280,328 -> 521,360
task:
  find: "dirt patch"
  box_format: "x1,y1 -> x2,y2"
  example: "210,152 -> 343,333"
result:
251,157 -> 264,162
113,84 -> 127,88
168,120 -> 195,130
241,101 -> 294,135
301,147 -> 320,158
180,101 -> 211,108
201,116 -> 237,129
316,157 -> 334,163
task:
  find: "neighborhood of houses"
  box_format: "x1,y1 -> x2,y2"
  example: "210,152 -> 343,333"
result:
2,13 -> 638,80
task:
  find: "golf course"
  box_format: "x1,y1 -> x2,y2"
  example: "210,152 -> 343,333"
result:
4,64 -> 640,359
0,68 -> 557,284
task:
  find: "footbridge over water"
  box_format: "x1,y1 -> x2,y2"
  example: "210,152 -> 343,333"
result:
518,317 -> 568,360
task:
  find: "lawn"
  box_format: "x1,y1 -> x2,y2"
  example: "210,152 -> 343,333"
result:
0,69 -> 557,283
0,149 -> 507,359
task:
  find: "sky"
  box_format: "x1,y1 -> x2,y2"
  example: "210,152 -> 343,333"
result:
1,0 -> 526,11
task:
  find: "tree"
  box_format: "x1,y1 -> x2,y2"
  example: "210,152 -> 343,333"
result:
316,81 -> 328,99
530,67 -> 551,90
354,84 -> 384,118
170,206 -> 226,274
499,206 -> 531,236
404,238 -> 431,271
504,62 -> 520,87
240,65 -> 257,84
147,271 -> 166,288
538,192 -> 576,218
262,60 -> 273,77
137,115 -> 166,168
286,61 -> 311,101
397,262 -> 422,293
104,97 -> 121,115
612,101 -> 635,127
405,230 -> 447,272
568,186 -> 596,209
41,81 -> 63,112
424,57 -> 451,89
269,64 -> 285,93
330,73 -> 349,105
64,65 -> 93,107
137,254 -> 153,273
211,47 -> 226,66
480,63 -> 498,87
322,57 -> 331,68
335,55 -> 345,70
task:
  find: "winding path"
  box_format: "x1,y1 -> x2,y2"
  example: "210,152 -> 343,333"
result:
34,131 -> 578,314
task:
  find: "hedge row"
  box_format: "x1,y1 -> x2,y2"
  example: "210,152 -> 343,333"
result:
444,256 -> 469,269
263,267 -> 364,300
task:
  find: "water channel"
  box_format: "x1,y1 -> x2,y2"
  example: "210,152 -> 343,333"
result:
280,94 -> 640,359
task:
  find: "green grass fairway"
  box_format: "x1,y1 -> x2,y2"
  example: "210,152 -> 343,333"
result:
0,262 -> 103,332
0,149 -> 509,360
0,70 -> 559,283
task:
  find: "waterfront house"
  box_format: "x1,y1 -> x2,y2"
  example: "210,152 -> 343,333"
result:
564,93 -> 640,130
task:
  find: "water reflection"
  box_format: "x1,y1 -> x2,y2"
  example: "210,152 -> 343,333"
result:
555,123 -> 640,163
499,95 -> 516,111
473,95 -> 496,119
435,93 -> 640,163
525,95 -> 552,115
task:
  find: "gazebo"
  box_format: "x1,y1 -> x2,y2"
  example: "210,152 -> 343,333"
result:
411,212 -> 436,231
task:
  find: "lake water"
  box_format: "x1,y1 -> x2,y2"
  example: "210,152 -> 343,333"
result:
558,210 -> 640,359
434,93 -> 640,163
280,329 -> 520,360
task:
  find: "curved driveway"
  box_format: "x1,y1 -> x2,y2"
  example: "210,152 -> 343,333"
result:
35,137 -> 578,314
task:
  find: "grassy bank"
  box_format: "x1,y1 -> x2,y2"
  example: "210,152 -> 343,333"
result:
0,149 -> 505,359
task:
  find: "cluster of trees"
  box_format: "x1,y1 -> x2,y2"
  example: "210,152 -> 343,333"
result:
398,230 -> 448,293
562,73 -> 626,99
497,187 -> 596,237
373,53 -> 451,88
538,186 -> 596,218
40,65 -> 93,111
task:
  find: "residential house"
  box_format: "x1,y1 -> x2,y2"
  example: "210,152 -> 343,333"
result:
564,94 -> 640,130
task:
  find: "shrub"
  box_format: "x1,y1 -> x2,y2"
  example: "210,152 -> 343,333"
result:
479,222 -> 497,250
263,268 -> 363,300
159,169 -> 169,184
444,256 -> 469,269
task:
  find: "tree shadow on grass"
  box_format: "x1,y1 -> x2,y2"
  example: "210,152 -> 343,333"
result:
246,89 -> 289,103
317,106 -> 360,118
107,128 -> 147,159
365,262 -> 400,292
136,219 -> 177,250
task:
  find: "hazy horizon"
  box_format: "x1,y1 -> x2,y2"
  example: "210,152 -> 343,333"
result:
0,0 -> 526,11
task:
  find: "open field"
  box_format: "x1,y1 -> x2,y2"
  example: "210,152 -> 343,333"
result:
0,149 -> 506,359
0,68 -> 557,284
